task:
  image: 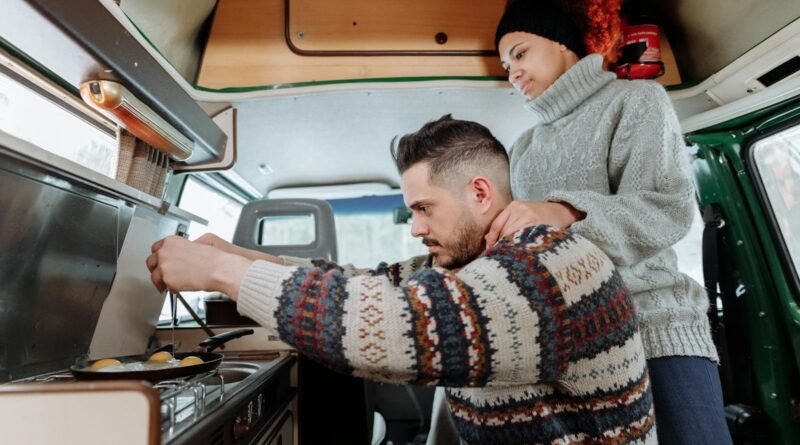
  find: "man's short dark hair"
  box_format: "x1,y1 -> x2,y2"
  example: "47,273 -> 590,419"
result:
390,115 -> 510,194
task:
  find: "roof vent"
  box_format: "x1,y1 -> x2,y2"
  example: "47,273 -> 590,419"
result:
757,56 -> 800,87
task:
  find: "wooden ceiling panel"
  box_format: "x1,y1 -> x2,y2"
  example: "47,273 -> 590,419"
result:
197,0 -> 506,89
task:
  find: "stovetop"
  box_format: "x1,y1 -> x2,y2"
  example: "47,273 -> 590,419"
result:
8,351 -> 294,444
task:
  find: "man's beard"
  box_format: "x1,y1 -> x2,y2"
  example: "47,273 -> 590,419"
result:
425,214 -> 486,270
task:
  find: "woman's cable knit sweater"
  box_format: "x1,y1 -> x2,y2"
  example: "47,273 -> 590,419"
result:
237,225 -> 656,444
510,54 -> 717,361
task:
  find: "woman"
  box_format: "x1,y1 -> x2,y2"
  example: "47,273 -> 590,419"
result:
487,0 -> 732,443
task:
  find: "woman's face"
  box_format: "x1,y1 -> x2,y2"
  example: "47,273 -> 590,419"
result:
498,31 -> 579,99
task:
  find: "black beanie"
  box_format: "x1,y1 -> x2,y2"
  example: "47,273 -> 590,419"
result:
494,0 -> 586,57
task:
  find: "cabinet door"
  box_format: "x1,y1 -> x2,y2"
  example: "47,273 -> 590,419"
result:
266,412 -> 293,445
288,0 -> 501,52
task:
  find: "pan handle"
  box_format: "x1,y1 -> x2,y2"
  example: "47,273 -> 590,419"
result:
198,328 -> 255,352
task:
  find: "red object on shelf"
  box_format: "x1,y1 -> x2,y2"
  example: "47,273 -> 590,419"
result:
615,23 -> 665,79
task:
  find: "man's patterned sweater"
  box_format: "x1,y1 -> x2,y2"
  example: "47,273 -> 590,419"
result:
236,225 -> 656,444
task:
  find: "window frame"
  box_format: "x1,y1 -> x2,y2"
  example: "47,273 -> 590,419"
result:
0,66 -> 119,175
0,57 -> 115,136
745,116 -> 800,301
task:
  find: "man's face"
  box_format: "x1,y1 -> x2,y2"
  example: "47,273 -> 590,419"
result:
401,163 -> 486,269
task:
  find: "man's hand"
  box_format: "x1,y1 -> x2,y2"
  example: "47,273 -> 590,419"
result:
194,233 -> 236,251
146,235 -> 253,300
195,233 -> 284,264
484,200 -> 585,250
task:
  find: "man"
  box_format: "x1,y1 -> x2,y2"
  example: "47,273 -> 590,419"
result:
148,115 -> 655,444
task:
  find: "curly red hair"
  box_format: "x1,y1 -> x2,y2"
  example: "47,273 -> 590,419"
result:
559,0 -> 623,64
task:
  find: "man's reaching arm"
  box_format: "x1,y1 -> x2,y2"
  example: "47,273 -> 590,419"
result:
235,226 -> 639,388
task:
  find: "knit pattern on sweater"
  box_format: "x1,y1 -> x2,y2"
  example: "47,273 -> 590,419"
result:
510,54 -> 717,361
237,226 -> 656,444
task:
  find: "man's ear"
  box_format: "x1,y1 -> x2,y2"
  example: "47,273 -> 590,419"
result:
468,176 -> 494,213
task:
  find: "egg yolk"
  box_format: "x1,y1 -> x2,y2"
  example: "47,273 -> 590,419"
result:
90,358 -> 121,369
148,351 -> 174,362
178,356 -> 204,367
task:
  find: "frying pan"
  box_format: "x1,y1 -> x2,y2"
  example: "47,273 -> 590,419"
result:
70,328 -> 254,382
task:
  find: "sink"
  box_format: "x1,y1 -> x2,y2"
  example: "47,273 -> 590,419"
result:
216,361 -> 260,383
217,369 -> 251,383
205,361 -> 260,384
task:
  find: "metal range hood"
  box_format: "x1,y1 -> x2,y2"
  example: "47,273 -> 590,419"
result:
0,0 -> 226,167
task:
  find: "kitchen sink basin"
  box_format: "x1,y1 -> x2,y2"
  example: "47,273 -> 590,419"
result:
202,361 -> 260,385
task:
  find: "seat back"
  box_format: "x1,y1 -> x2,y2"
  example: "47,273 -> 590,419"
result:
233,197 -> 372,444
233,198 -> 338,261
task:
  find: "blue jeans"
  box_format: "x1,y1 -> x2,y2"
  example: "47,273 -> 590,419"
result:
647,356 -> 733,445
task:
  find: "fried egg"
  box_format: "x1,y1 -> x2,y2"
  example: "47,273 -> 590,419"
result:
89,358 -> 121,369
147,351 -> 174,362
178,356 -> 204,367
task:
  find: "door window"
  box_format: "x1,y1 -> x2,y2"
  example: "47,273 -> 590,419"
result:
752,125 -> 800,279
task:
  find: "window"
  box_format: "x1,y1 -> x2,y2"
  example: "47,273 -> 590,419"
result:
673,206 -> 705,287
259,214 -> 315,246
158,176 -> 244,325
328,194 -> 427,268
178,177 -> 243,241
0,70 -> 117,177
752,125 -> 800,280
268,185 -> 428,268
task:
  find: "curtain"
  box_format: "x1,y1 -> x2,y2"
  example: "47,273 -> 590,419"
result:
115,128 -> 172,198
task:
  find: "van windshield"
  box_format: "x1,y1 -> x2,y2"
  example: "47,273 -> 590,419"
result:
328,194 -> 427,268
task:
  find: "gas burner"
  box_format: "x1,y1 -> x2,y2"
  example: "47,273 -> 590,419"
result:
3,353 -> 296,444
24,372 -> 76,383
157,370 -> 233,440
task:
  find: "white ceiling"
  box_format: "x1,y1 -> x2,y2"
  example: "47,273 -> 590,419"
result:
233,86 -> 535,194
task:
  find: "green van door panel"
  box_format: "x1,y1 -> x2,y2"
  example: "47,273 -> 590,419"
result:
705,99 -> 800,134
692,137 -> 799,443
689,103 -> 800,443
